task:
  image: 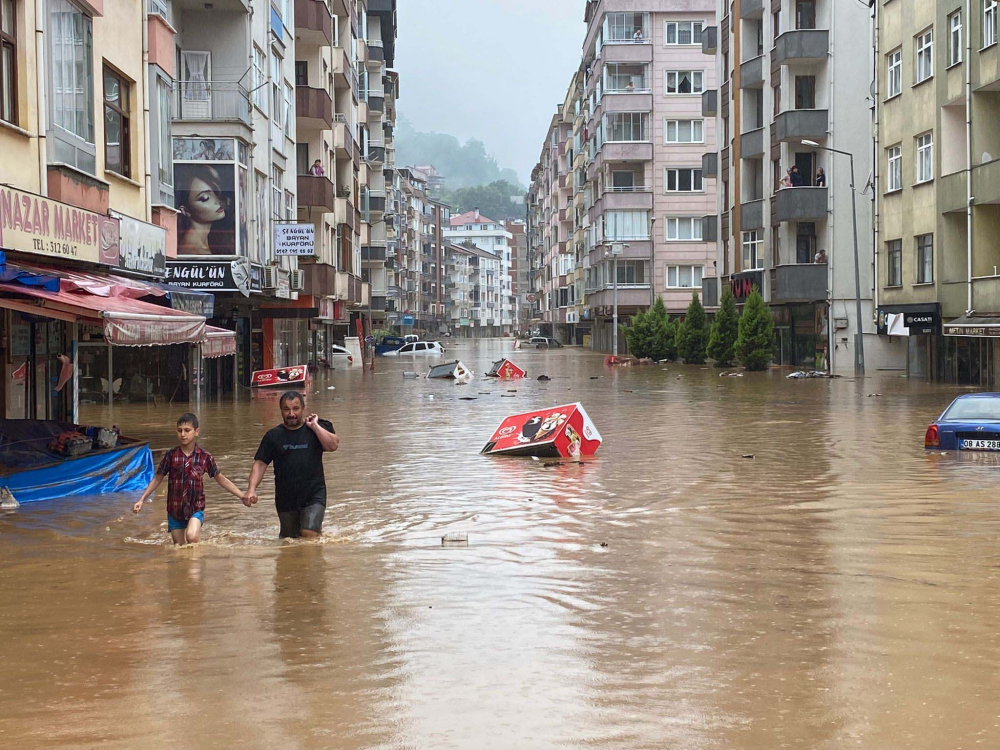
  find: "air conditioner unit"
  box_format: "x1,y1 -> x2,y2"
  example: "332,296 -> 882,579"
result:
290,269 -> 304,291
262,266 -> 277,289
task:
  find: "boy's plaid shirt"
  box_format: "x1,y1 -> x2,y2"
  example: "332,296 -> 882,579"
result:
157,445 -> 218,521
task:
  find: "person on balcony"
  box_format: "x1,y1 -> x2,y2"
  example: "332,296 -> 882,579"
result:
815,167 -> 826,187
633,29 -> 644,41
814,248 -> 827,264
308,160 -> 325,177
790,165 -> 804,187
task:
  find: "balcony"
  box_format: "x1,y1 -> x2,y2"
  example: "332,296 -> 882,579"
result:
702,89 -> 717,117
333,115 -> 354,160
587,287 -> 651,309
740,0 -> 764,19
601,42 -> 653,64
741,199 -> 765,229
701,276 -> 719,307
297,175 -> 336,213
601,92 -> 653,113
333,271 -> 363,304
366,91 -> 385,113
369,190 -> 386,213
172,81 -> 250,127
771,263 -> 828,303
739,55 -> 764,89
335,196 -> 356,231
294,0 -> 333,47
703,152 -> 718,178
295,86 -> 333,130
741,127 -> 765,158
299,262 -> 335,297
773,109 -> 829,143
774,29 -> 829,65
702,215 -> 718,242
362,246 -> 387,264
774,187 -> 828,223
601,141 -> 653,163
702,25 -> 718,55
367,38 -> 385,64
603,187 -> 653,210
365,145 -> 385,164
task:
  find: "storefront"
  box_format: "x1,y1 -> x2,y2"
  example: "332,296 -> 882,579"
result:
940,316 -> 1000,388
877,304 -> 941,380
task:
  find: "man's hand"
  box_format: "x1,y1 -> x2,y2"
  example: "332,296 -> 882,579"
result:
305,413 -> 319,429
132,499 -> 144,514
243,490 -> 258,507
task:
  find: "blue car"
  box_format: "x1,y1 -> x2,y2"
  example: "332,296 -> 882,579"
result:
925,393 -> 1000,451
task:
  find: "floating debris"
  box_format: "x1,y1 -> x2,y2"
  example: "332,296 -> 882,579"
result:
742,454 -> 755,459
442,532 -> 469,547
459,397 -> 477,401
867,393 -> 883,397
787,370 -> 829,379
402,371 -> 419,379
537,375 -> 551,381
599,541 -> 609,548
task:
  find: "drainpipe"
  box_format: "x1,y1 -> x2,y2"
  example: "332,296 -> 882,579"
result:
872,0 -> 879,314
35,0 -> 47,194
966,0 -> 974,315
142,2 -> 152,221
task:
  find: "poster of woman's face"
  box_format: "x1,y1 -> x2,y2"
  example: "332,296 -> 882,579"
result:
174,163 -> 238,256
173,137 -> 235,162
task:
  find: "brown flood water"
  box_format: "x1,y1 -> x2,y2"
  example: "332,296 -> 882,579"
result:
1,339 -> 999,749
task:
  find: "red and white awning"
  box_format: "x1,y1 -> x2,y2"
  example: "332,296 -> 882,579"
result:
201,326 -> 237,358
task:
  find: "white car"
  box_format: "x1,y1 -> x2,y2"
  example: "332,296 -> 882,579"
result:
330,344 -> 352,358
384,341 -> 445,356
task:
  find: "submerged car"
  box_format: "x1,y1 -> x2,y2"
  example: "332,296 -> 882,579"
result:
925,393 -> 1000,450
527,337 -> 563,349
383,341 -> 445,356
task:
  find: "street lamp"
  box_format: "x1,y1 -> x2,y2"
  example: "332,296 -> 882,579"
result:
802,139 -> 865,376
610,242 -> 626,356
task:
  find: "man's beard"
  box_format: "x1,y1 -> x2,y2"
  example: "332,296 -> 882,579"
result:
283,416 -> 301,427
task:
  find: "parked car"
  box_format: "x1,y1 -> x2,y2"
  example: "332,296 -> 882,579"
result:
384,341 -> 446,356
925,393 -> 1000,450
528,337 -> 563,349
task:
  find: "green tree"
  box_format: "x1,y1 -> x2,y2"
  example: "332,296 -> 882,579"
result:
707,287 -> 739,367
622,309 -> 652,358
644,298 -> 673,362
680,293 -> 708,364
736,286 -> 774,371
439,180 -> 526,221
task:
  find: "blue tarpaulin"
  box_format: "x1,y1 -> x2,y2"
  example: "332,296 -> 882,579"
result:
0,252 -> 60,292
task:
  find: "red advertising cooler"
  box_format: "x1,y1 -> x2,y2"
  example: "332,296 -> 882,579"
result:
481,403 -> 602,458
486,358 -> 527,379
251,365 -> 308,388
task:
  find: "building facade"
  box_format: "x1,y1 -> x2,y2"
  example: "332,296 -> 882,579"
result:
445,209 -> 513,336
703,0 -> 901,374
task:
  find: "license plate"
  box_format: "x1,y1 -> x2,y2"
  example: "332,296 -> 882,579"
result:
959,438 -> 1000,451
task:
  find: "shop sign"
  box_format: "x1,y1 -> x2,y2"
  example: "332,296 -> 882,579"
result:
879,307 -> 941,336
943,324 -> 1000,337
275,268 -> 291,299
251,365 -> 307,388
0,185 -> 119,265
274,223 -> 315,256
730,270 -> 764,302
113,212 -> 167,278
166,259 -> 258,297
402,314 -> 415,325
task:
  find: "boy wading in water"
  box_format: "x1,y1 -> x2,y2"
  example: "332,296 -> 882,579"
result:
244,391 -> 339,538
133,413 -> 246,545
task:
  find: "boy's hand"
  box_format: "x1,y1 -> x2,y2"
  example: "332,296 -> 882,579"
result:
132,499 -> 144,514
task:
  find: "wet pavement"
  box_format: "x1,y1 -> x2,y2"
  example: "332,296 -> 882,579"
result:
1,339 -> 999,749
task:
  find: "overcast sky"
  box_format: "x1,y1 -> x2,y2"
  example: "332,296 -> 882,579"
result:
395,0 -> 585,185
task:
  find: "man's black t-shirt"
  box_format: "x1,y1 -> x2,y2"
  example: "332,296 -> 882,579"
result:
254,419 -> 334,512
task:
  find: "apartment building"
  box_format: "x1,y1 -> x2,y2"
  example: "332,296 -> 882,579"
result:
445,210 -> 513,336
702,0 -> 901,374
875,1 -> 1000,387
506,220 -> 530,333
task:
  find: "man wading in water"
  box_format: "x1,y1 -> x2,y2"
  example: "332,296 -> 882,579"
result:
244,391 -> 339,537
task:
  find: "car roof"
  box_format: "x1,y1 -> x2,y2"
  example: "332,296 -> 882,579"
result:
954,392 -> 1000,399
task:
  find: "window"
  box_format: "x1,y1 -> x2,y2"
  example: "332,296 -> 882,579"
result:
284,82 -> 293,138
50,0 -> 95,167
666,265 -> 704,288
295,61 -> 308,86
887,48 -> 902,98
614,259 -> 648,285
252,46 -> 266,111
915,29 -> 933,83
605,12 -> 646,42
156,78 -> 172,188
605,210 -> 649,240
987,0 -> 998,48
665,21 -> 703,45
103,67 -> 130,177
665,70 -> 703,95
887,144 -> 902,192
666,168 -> 704,192
665,119 -> 704,144
887,239 -> 902,286
611,170 -> 635,190
271,49 -> 282,129
794,75 -> 815,109
796,0 -> 816,30
916,234 -> 934,283
949,11 -> 963,66
605,112 -> 648,141
742,230 -> 763,270
666,217 -> 703,241
0,0 -> 15,124
916,132 -> 933,183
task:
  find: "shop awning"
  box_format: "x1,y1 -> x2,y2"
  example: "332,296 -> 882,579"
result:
144,281 -> 215,316
202,326 -> 237,358
0,282 -> 206,346
943,316 -> 1000,337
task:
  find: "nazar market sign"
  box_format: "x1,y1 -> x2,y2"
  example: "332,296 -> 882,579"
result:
0,186 -> 120,265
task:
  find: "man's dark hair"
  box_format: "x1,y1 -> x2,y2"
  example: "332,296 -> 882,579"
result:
279,391 -> 305,407
177,412 -> 199,429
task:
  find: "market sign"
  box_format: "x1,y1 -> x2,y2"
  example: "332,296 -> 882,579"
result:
166,259 -> 262,297
275,268 -> 291,299
730,270 -> 764,302
113,212 -> 167,278
274,223 -> 315,256
0,185 -> 120,265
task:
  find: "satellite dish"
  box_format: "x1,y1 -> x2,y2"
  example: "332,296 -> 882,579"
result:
984,152 -> 993,163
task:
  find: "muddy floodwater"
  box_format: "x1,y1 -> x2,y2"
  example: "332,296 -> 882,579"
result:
2,340 -> 999,749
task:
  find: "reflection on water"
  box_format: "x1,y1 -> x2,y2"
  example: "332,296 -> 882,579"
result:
2,340 -> 999,749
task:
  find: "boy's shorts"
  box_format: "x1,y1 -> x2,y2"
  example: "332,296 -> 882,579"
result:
168,511 -> 205,531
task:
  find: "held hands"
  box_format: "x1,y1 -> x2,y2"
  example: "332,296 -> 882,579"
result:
242,489 -> 259,507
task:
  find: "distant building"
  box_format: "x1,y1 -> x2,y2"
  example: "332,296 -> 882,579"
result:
446,209 -> 514,336
410,165 -> 446,193
506,221 -> 530,331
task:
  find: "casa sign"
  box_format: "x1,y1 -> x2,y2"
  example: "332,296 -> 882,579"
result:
0,186 -> 120,265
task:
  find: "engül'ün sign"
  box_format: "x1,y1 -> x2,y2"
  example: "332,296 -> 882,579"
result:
0,186 -> 120,264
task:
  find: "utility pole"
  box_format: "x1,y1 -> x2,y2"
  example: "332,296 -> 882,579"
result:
611,242 -> 625,356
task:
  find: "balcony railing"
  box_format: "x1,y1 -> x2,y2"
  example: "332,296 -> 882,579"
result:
172,81 -> 250,126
